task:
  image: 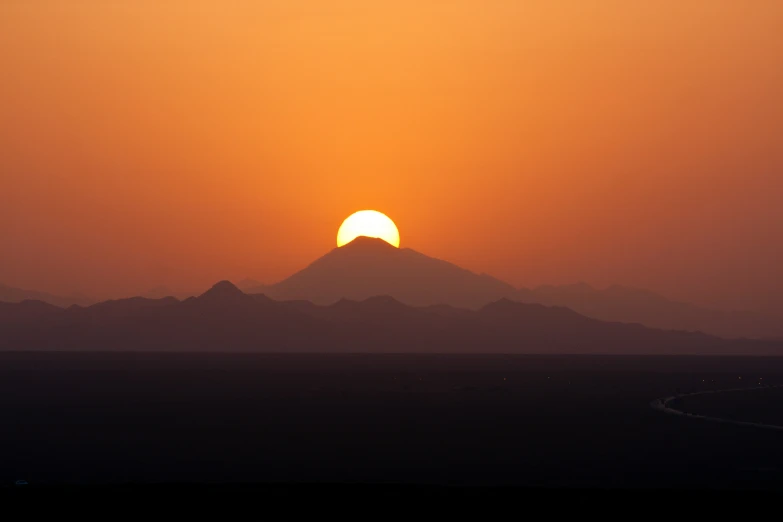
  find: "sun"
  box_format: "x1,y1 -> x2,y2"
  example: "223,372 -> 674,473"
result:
337,210 -> 400,248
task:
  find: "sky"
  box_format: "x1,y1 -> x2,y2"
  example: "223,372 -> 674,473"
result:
1,1 -> 782,314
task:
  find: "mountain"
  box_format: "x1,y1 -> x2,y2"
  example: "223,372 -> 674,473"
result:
1,281 -> 779,355
0,282 -> 322,352
0,283 -> 93,308
0,299 -> 63,326
6,240 -> 780,340
247,236 -> 516,309
243,238 -> 782,339
513,283 -> 783,340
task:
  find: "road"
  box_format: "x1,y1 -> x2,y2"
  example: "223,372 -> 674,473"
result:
650,385 -> 783,431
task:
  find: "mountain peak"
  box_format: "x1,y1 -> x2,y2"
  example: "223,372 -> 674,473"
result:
197,281 -> 246,303
480,297 -> 525,313
339,235 -> 398,250
0,282 -> 94,308
210,280 -> 241,292
263,239 -> 516,308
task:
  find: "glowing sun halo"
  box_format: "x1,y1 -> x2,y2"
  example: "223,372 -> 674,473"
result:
337,210 -> 400,248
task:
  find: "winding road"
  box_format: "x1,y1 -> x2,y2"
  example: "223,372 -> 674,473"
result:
650,385 -> 783,432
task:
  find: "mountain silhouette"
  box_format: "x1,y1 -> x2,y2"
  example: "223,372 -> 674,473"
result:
474,298 -> 711,351
283,295 -> 443,327
190,280 -> 256,307
513,283 -> 783,340
240,239 -> 782,340
0,299 -> 63,326
1,282 -> 320,352
5,240 -> 781,340
73,296 -> 180,319
2,282 -> 780,355
246,236 -> 516,309
0,283 -> 93,308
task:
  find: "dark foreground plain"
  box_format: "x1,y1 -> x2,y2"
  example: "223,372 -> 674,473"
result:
3,353 -> 783,493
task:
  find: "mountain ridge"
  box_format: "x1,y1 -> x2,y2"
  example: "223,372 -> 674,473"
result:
1,280 -> 780,355
513,282 -> 783,340
241,237 -> 782,339
247,237 -> 516,309
0,283 -> 94,309
4,238 -> 781,340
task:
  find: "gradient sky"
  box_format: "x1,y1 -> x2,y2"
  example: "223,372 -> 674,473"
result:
1,1 -> 782,314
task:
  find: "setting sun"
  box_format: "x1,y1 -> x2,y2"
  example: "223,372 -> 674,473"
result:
337,210 -> 400,248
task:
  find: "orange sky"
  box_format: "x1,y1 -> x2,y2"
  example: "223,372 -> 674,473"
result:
1,1 -> 782,313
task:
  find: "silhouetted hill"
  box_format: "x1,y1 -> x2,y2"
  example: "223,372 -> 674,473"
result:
7,242 -> 779,339
0,300 -> 63,325
242,239 -> 781,339
247,236 -> 516,309
418,303 -> 475,320
1,283 -> 779,355
475,298 -> 721,353
190,280 -> 256,307
0,283 -> 93,308
513,283 -> 783,340
74,296 -> 181,318
284,295 -> 444,328
0,282 -> 321,352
